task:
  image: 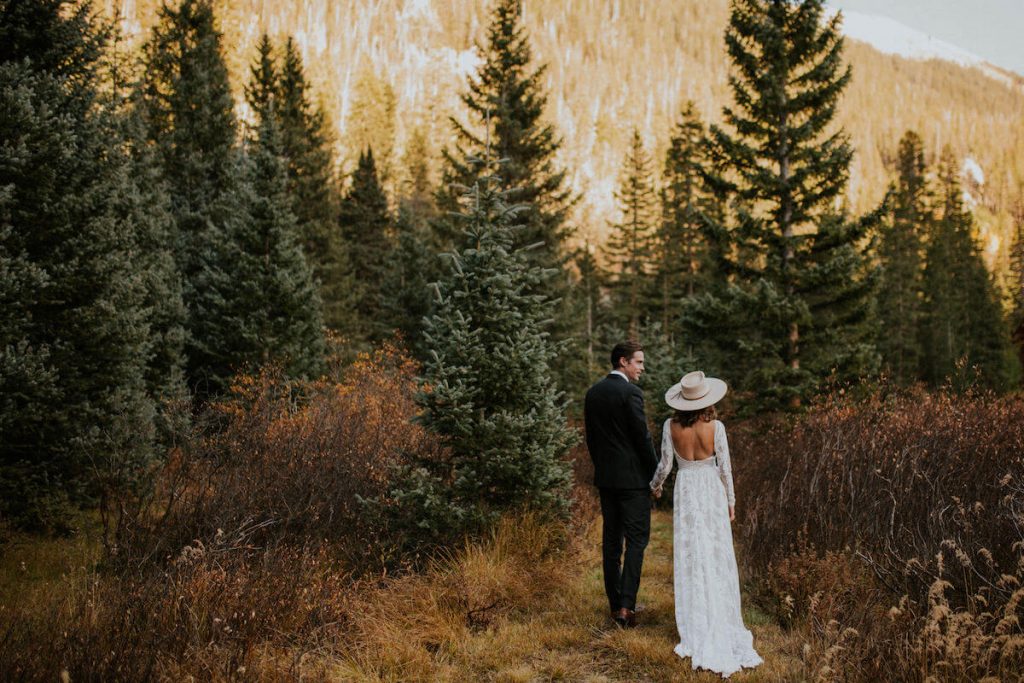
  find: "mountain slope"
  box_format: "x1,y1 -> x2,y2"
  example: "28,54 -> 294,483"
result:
102,0 -> 1024,278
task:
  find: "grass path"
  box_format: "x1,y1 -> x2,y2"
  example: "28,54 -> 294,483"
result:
405,509 -> 808,682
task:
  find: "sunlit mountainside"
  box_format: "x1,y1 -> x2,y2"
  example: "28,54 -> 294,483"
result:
103,0 -> 1024,279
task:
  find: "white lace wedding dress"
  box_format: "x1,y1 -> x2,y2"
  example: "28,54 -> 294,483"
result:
651,419 -> 762,678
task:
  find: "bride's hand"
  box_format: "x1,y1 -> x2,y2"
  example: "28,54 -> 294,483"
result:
729,505 -> 735,522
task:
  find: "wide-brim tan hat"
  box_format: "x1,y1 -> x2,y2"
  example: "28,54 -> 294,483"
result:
665,370 -> 727,411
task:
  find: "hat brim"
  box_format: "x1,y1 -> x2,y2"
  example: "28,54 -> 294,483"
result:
664,377 -> 728,411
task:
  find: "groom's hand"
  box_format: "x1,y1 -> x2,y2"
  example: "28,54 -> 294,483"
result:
652,486 -> 662,499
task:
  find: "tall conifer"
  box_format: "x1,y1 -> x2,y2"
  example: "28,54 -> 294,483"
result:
0,0 -> 156,529
142,0 -> 251,396
338,148 -> 392,341
656,103 -> 714,341
687,0 -> 878,409
435,0 -> 574,286
921,149 -> 1009,389
390,161 -> 574,542
605,129 -> 658,338
276,38 -> 357,334
877,131 -> 929,384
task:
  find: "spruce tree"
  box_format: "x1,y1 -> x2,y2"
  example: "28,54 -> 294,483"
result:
237,109 -> 326,378
0,0 -> 156,529
877,131 -> 929,384
276,37 -> 357,334
338,147 -> 392,340
921,148 -> 1009,389
686,0 -> 878,410
380,141 -> 440,355
435,0 -> 574,287
142,0 -> 252,396
656,103 -> 715,341
604,129 -> 658,338
391,161 -> 575,543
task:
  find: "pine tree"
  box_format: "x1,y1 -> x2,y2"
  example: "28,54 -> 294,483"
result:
338,147 -> 392,340
142,0 -> 252,396
655,103 -> 714,341
921,148 -> 1009,389
0,0 -> 156,530
605,129 -> 658,337
435,0 -> 574,283
276,37 -> 357,334
380,139 -> 440,355
390,161 -> 575,543
240,109 -> 326,378
877,131 -> 929,384
245,33 -> 277,117
574,243 -> 610,383
686,0 -> 878,410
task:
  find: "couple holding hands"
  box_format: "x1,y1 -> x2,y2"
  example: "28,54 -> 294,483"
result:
584,340 -> 763,678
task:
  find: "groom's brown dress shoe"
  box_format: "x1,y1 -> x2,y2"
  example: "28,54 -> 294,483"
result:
613,607 -> 637,628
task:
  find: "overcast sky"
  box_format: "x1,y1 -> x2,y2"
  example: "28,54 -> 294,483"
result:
826,0 -> 1024,75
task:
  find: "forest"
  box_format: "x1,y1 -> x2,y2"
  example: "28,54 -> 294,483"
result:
1,0 -> 1022,680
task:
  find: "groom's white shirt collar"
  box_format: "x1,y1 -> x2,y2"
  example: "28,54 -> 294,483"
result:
610,370 -> 630,382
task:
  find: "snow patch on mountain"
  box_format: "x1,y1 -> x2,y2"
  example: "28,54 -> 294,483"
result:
824,6 -> 1015,87
962,157 -> 985,186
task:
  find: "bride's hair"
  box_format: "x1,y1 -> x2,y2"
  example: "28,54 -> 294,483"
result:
672,405 -> 716,427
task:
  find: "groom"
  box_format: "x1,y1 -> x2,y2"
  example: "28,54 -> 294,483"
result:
584,340 -> 659,628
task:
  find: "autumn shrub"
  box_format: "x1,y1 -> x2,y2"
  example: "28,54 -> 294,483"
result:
111,342 -> 444,572
733,385 -> 1024,681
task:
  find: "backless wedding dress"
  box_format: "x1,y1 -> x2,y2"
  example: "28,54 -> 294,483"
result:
651,419 -> 762,678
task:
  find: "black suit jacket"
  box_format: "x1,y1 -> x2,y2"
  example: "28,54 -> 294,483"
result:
583,374 -> 659,489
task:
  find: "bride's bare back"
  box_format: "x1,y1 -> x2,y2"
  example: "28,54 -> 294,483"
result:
669,419 -> 716,462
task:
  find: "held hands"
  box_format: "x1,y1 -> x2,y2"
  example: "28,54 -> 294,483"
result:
729,505 -> 735,522
652,486 -> 663,499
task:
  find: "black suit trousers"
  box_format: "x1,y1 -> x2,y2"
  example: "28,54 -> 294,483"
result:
598,487 -> 651,612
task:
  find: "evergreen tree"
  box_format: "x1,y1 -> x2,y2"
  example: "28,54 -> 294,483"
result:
276,37 -> 357,334
435,0 -> 574,286
236,109 -> 326,378
0,0 -> 156,529
604,129 -> 658,337
686,0 -> 878,410
338,147 -> 392,340
142,0 -> 252,396
380,139 -> 440,355
389,161 -> 575,543
655,103 -> 715,341
921,148 -> 1009,389
877,130 -> 929,384
573,243 -> 610,383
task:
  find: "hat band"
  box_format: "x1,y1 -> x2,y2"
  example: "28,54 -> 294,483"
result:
680,383 -> 710,401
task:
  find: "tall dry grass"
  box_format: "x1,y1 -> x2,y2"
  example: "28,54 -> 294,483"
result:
732,386 -> 1024,682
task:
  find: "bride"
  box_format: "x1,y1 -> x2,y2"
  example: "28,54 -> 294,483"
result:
650,371 -> 762,678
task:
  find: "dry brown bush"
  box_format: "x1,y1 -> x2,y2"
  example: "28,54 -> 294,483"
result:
732,386 -> 1024,681
111,342 -> 444,572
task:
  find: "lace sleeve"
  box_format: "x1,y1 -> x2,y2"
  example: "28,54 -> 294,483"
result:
650,419 -> 674,491
715,421 -> 736,506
